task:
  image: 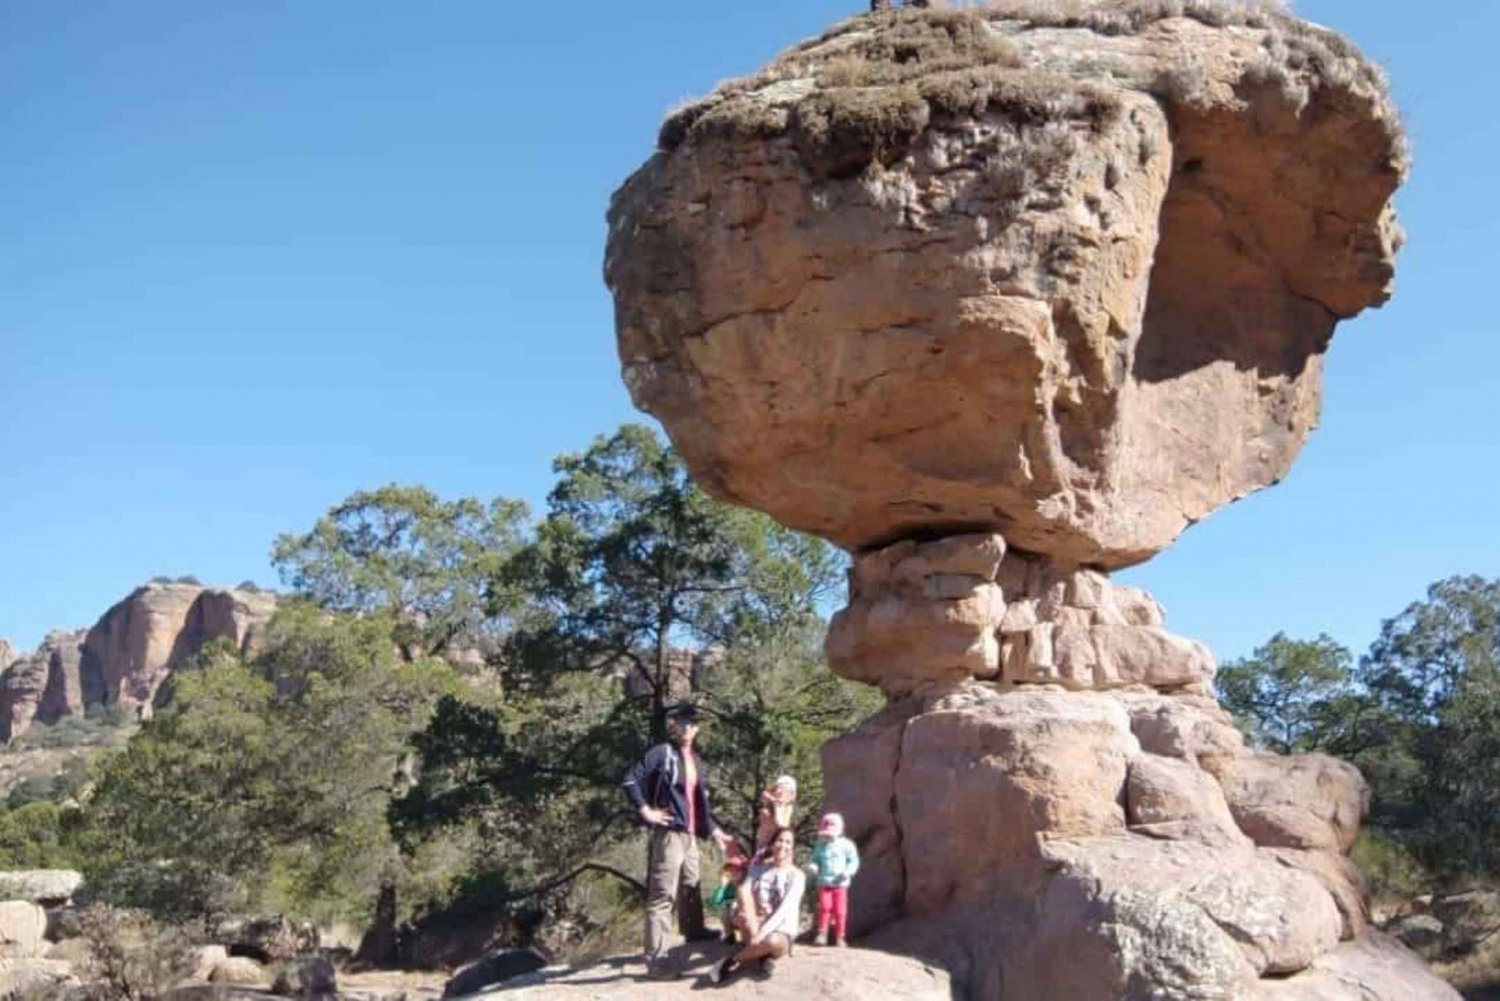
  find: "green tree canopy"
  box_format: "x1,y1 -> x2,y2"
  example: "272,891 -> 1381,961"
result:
272,485 -> 528,662
82,610 -> 464,926
395,424 -> 865,895
1215,632 -> 1353,754
1218,575 -> 1500,888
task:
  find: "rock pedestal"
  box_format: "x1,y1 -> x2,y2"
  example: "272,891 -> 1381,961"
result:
816,533 -> 1453,998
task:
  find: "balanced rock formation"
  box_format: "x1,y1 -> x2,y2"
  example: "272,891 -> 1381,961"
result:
603,3 -> 1450,999
0,583 -> 275,742
607,3 -> 1405,567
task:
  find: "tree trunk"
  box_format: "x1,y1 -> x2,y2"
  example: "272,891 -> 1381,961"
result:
354,879 -> 399,968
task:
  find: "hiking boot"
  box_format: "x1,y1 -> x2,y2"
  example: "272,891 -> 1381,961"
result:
710,957 -> 738,984
835,935 -> 849,947
812,930 -> 828,946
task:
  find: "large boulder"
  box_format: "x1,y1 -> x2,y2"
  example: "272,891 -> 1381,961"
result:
0,900 -> 49,957
605,5 -> 1404,567
1207,751 -> 1368,852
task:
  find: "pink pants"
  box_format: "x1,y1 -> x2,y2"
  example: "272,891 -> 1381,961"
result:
817,885 -> 849,938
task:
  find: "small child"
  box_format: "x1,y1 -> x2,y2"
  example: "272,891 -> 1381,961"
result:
754,774 -> 798,859
708,857 -> 748,943
807,812 -> 860,946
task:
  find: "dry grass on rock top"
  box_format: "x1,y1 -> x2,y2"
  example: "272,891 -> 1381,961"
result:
659,0 -> 1404,177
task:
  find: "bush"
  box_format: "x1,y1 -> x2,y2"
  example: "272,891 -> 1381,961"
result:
11,707 -> 134,751
0,801 -> 80,868
1352,830 -> 1431,903
65,905 -> 196,1001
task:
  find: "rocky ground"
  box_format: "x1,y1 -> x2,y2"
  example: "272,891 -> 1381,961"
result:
472,946 -> 952,1000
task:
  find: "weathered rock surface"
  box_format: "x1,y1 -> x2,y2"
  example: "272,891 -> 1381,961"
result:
827,532 -> 1007,694
0,584 -> 276,742
823,682 -> 1439,999
1207,750 -> 1367,852
607,5 -> 1405,566
602,3 -> 1429,999
1252,931 -> 1462,1001
0,900 -> 48,958
463,948 -> 952,1000
829,536 -> 1211,696
0,957 -> 77,996
210,956 -> 270,986
0,870 -> 83,906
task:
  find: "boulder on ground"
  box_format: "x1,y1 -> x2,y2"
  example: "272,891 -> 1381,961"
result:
209,956 -> 269,986
607,7 -> 1406,567
270,954 -> 336,998
0,869 -> 84,906
0,957 -> 77,996
0,899 -> 49,957
1251,931 -> 1462,1000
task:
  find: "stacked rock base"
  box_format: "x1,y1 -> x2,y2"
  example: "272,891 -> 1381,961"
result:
822,534 -> 1458,1000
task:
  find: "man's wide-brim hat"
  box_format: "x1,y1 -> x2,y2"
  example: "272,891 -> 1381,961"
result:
666,702 -> 702,725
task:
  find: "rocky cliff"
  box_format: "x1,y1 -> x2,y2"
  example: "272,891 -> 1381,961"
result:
607,2 -> 1404,568
0,583 -> 276,742
604,4 -> 1450,999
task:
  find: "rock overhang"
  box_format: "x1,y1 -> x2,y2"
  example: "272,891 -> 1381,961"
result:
605,3 -> 1406,567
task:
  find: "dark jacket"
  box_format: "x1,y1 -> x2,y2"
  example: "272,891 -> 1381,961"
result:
622,742 -> 719,837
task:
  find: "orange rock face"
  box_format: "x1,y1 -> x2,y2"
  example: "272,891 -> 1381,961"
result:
606,9 -> 1406,566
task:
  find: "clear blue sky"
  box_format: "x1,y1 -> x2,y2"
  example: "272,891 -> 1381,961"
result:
2,1 -> 1495,664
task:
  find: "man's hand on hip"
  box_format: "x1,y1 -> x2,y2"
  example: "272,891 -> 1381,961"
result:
640,805 -> 671,827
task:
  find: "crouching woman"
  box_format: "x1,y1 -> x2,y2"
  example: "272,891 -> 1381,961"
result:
713,827 -> 804,983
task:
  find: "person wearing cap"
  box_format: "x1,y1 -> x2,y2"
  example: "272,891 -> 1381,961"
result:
807,811 -> 860,946
621,703 -> 735,978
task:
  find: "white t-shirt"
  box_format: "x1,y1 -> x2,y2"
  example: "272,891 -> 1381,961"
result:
748,862 -> 806,941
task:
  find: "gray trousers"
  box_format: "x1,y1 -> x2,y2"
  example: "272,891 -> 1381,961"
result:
644,828 -> 706,964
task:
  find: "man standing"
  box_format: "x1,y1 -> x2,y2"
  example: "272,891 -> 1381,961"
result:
622,703 -> 733,978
